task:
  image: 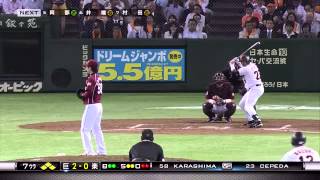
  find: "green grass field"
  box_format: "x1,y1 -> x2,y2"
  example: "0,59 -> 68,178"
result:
0,93 -> 319,161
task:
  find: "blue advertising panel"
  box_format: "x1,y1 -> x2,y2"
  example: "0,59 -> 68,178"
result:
94,48 -> 185,82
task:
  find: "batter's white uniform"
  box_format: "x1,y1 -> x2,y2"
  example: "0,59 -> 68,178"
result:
281,146 -> 320,162
238,62 -> 264,121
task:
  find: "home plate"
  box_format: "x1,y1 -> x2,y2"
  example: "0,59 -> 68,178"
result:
199,126 -> 231,130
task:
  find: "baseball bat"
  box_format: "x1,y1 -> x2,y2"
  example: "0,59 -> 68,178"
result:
240,41 -> 261,56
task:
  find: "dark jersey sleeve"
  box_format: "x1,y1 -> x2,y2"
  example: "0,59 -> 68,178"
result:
225,82 -> 235,99
157,146 -> 164,161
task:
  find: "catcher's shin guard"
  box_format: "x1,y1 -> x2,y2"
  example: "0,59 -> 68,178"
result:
202,102 -> 215,120
224,103 -> 236,118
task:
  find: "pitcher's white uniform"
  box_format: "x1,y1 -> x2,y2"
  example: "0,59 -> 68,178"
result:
281,146 -> 320,162
238,62 -> 264,122
80,60 -> 106,155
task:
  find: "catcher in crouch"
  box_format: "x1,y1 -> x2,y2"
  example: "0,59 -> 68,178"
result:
202,72 -> 236,122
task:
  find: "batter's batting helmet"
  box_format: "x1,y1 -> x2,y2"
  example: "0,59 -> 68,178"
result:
291,132 -> 306,146
212,72 -> 226,81
85,59 -> 98,73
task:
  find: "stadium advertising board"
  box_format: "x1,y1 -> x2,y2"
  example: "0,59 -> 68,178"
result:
94,48 -> 185,82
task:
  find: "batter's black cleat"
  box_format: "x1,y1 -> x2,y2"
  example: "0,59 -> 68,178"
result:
247,120 -> 256,128
254,120 -> 263,128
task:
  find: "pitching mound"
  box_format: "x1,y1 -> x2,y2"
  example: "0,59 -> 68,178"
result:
20,118 -> 319,134
17,155 -> 193,162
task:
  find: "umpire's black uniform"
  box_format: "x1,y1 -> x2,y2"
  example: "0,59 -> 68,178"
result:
129,129 -> 164,162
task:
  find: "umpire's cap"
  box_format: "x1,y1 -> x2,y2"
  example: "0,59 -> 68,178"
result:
141,129 -> 154,141
291,132 -> 306,147
85,59 -> 98,73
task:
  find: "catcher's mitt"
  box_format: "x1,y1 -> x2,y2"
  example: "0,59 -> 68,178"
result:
215,98 -> 226,106
76,88 -> 85,100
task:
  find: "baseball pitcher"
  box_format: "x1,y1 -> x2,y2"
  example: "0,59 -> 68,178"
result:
229,55 -> 264,128
77,59 -> 107,155
281,132 -> 320,162
202,72 -> 236,122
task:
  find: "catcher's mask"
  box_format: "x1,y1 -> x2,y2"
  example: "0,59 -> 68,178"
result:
239,55 -> 250,66
212,72 -> 226,82
291,132 -> 306,147
141,129 -> 154,141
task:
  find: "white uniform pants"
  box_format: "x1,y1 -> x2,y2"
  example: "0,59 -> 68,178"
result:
239,85 -> 264,121
80,103 -> 106,155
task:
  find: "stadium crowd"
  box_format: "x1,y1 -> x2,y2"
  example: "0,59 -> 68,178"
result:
240,0 -> 320,38
78,0 -> 212,39
0,0 -> 319,38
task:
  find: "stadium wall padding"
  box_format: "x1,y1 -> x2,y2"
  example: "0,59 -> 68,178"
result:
39,38 -> 320,92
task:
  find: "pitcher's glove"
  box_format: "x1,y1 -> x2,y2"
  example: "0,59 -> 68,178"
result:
76,89 -> 85,100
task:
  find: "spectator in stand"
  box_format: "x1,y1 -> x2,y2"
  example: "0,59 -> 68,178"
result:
183,18 -> 204,39
127,0 -> 145,8
22,0 -> 44,9
283,12 -> 301,34
185,0 -> 210,14
304,4 -> 320,22
52,0 -> 67,9
92,20 -> 103,39
112,24 -> 123,39
126,4 -> 143,35
3,0 -> 22,14
163,14 -> 179,33
156,0 -> 169,8
164,22 -> 183,39
282,21 -> 298,38
142,15 -> 157,39
153,24 -> 163,38
165,0 -> 185,21
304,12 -> 320,35
180,0 -> 195,24
254,0 -> 267,16
283,0 -> 306,24
298,23 -> 317,38
105,13 -> 127,38
242,3 -> 262,28
144,0 -> 166,25
127,19 -> 147,38
84,0 -> 104,9
263,3 -> 280,24
260,18 -> 281,38
239,20 -> 260,39
184,4 -> 205,32
82,0 -> 108,9
82,16 -> 96,38
273,15 -> 284,34
111,0 -> 126,10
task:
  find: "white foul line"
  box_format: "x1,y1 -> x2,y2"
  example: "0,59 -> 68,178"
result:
128,124 -> 145,129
